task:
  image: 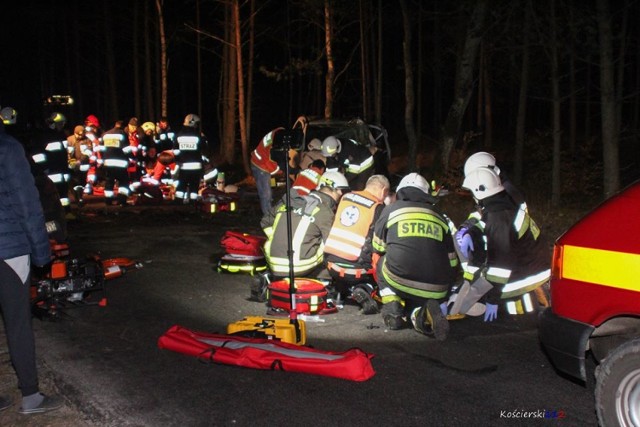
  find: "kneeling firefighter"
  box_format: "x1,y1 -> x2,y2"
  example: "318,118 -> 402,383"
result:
261,171 -> 349,280
372,173 -> 459,340
450,167 -> 550,321
324,174 -> 390,314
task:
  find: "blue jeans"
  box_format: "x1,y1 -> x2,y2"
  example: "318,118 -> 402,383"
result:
251,163 -> 272,216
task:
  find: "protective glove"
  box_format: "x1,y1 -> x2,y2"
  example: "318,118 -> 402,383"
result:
455,227 -> 468,246
484,303 -> 498,322
459,233 -> 474,259
440,302 -> 448,316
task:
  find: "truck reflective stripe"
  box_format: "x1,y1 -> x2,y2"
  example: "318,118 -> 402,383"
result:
562,245 -> 640,292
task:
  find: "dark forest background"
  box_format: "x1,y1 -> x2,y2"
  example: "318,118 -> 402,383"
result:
1,0 -> 639,211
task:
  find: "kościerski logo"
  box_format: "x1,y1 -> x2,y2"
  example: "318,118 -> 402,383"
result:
499,409 -> 566,419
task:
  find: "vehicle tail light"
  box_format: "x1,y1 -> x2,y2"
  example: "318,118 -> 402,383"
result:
551,243 -> 563,281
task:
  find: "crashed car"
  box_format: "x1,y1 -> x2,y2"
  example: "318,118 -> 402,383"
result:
292,115 -> 391,177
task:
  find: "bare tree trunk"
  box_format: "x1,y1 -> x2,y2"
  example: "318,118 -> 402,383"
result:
483,45 -> 493,149
416,2 -> 423,145
568,4 -> 576,154
550,0 -> 562,208
233,0 -> 250,174
569,48 -> 576,154
514,0 -> 531,185
635,28 -> 640,131
399,0 -> 418,172
324,0 -> 335,119
359,0 -> 368,120
221,3 -> 237,165
144,1 -> 155,120
103,1 -> 119,121
71,4 -> 84,114
155,0 -> 168,118
374,0 -> 382,124
133,1 -> 141,118
477,42 -> 484,133
615,1 -> 628,136
597,0 -> 620,197
584,53 -> 592,142
439,0 -> 487,171
196,0 -> 202,122
432,1 -> 442,135
246,0 -> 255,146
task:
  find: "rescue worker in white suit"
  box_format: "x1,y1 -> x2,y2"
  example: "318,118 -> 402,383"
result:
450,166 -> 550,321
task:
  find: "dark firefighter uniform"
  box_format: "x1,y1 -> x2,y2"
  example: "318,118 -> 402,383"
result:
464,191 -> 550,314
156,124 -> 176,154
261,189 -> 337,279
174,127 -> 207,202
31,129 -> 72,209
100,126 -> 131,205
325,138 -> 375,191
372,186 -> 459,313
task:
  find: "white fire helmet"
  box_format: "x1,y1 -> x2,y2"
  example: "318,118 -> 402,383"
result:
462,166 -> 505,200
321,136 -> 341,157
183,114 -> 201,127
319,170 -> 350,190
1,107 -> 17,125
308,138 -> 322,151
463,151 -> 500,177
396,172 -> 430,195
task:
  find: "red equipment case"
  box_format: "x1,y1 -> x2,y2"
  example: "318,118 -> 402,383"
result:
267,278 -> 337,315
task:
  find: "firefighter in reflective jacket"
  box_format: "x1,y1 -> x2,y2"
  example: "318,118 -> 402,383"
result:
291,159 -> 326,196
455,151 -> 528,257
321,136 -> 375,191
453,167 -> 550,322
324,174 -> 390,314
261,171 -> 348,279
100,122 -> 131,206
31,113 -> 72,211
251,127 -> 295,216
372,173 -> 459,340
174,114 -> 207,202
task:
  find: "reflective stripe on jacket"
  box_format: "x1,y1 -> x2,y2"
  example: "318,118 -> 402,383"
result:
250,128 -> 283,175
324,190 -> 380,262
263,190 -> 336,276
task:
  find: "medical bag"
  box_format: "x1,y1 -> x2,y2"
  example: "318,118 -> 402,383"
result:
220,231 -> 266,257
267,278 -> 337,316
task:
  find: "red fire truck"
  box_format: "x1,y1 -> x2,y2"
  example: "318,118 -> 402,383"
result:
539,180 -> 640,427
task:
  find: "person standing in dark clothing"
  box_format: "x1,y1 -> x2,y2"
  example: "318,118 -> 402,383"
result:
174,114 -> 207,203
30,112 -> 72,212
0,122 -> 63,414
100,121 -> 131,206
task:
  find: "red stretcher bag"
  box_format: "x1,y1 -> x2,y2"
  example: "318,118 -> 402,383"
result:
220,231 -> 266,257
267,278 -> 337,315
158,325 -> 375,382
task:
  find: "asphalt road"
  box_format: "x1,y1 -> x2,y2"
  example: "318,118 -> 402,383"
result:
2,199 -> 599,426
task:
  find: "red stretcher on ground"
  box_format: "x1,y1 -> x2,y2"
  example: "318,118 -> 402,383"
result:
157,325 -> 375,382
